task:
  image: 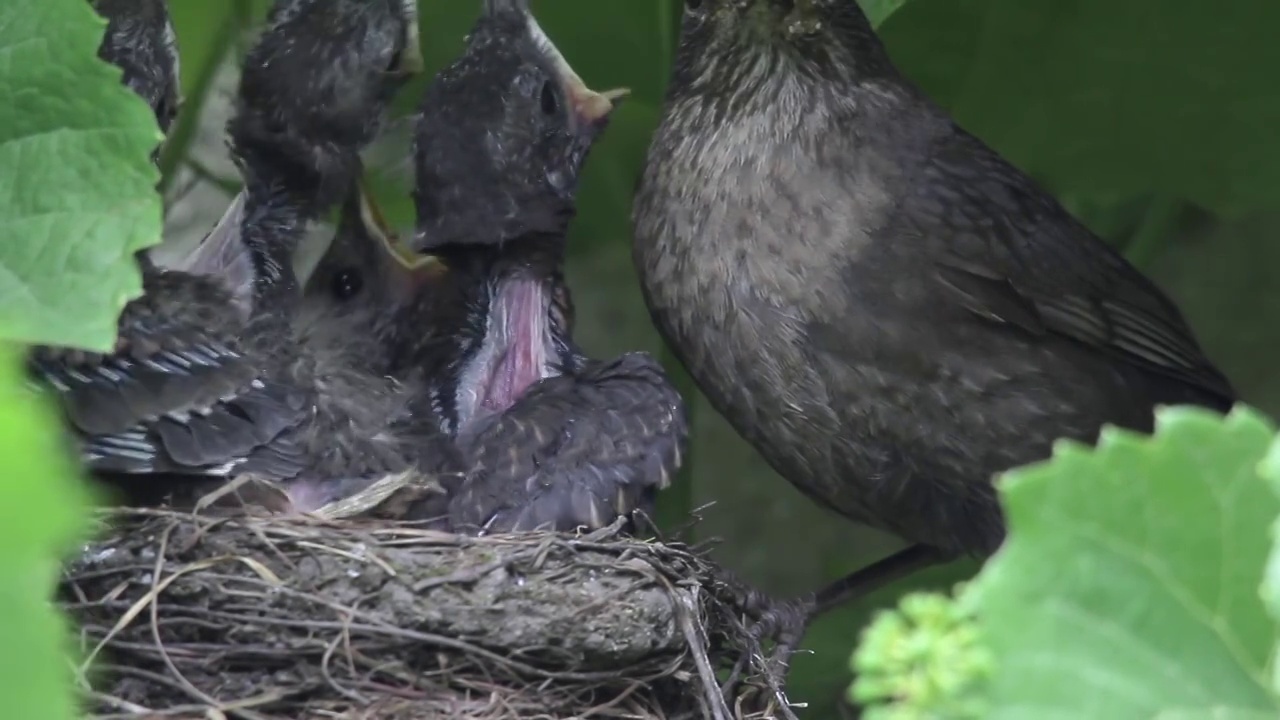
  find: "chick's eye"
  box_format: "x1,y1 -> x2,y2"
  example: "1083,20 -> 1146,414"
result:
331,268 -> 363,301
539,81 -> 558,115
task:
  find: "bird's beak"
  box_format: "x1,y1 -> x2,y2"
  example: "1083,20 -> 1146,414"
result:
521,4 -> 628,127
394,0 -> 425,75
356,180 -> 445,280
570,84 -> 630,128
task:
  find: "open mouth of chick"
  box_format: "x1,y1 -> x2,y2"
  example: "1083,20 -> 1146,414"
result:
454,274 -> 558,433
358,3 -> 624,437
439,3 -> 623,432
358,186 -> 558,435
355,182 -> 445,300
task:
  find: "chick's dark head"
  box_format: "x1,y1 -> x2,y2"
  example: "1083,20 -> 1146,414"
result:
231,0 -> 422,205
90,0 -> 181,135
410,0 -> 627,253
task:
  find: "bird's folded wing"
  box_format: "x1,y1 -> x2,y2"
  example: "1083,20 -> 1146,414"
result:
920,130 -> 1234,404
449,351 -> 688,533
30,274 -> 310,479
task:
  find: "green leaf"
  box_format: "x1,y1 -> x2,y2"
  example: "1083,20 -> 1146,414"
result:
0,344 -> 93,720
1256,434 -> 1280,696
860,0 -> 913,27
0,0 -> 163,351
970,406 -> 1280,718
791,557 -> 979,717
1155,712 -> 1279,720
878,0 -> 1280,215
850,590 -> 992,719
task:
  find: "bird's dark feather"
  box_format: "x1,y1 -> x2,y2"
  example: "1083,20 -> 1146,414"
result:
919,129 -> 1234,404
449,351 -> 687,533
30,271 -> 310,477
35,0 -> 427,512
633,0 -> 1235,558
90,0 -> 180,133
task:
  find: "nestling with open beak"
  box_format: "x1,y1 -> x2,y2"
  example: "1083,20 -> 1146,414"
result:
32,0 -> 446,518
347,0 -> 685,533
303,182 -> 445,322
632,0 -> 1234,618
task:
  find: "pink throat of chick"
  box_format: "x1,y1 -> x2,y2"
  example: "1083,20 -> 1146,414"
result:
455,275 -> 558,433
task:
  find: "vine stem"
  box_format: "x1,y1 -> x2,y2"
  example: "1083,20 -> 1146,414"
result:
156,8 -> 240,194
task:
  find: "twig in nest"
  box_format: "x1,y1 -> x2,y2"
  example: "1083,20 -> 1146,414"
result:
62,508 -> 794,720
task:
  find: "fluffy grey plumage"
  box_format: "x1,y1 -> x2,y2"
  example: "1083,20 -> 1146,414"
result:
306,189 -> 680,535
376,237 -> 686,534
90,0 -> 181,134
232,0 -> 421,210
315,0 -> 686,533
631,0 -> 1234,558
34,0 -> 433,514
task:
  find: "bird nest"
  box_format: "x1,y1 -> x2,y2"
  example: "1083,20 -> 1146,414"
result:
60,508 -> 797,719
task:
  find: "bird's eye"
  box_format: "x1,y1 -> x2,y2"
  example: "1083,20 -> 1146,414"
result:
331,268 -> 363,301
540,81 -> 558,115
685,0 -> 702,9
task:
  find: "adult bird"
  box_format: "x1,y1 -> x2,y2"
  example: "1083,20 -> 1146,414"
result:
32,0 -> 435,515
318,0 -> 689,533
631,0 -> 1234,616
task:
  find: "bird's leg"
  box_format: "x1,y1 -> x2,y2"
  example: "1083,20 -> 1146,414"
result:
735,544 -> 947,657
735,544 -> 951,707
811,543 -> 952,617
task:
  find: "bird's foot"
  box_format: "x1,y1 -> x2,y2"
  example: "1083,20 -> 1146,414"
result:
812,543 -> 952,617
726,597 -> 809,720
706,566 -> 811,719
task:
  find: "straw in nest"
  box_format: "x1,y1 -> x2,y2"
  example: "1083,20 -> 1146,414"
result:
60,508 -> 806,719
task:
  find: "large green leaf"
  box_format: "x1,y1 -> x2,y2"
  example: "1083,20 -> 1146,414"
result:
0,0 -> 163,351
970,406 -> 1280,717
1256,434 -> 1280,696
0,345 -> 93,720
879,0 -> 1280,215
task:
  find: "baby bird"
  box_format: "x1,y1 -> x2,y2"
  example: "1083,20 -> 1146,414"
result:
395,0 -> 688,533
33,0 -> 440,515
